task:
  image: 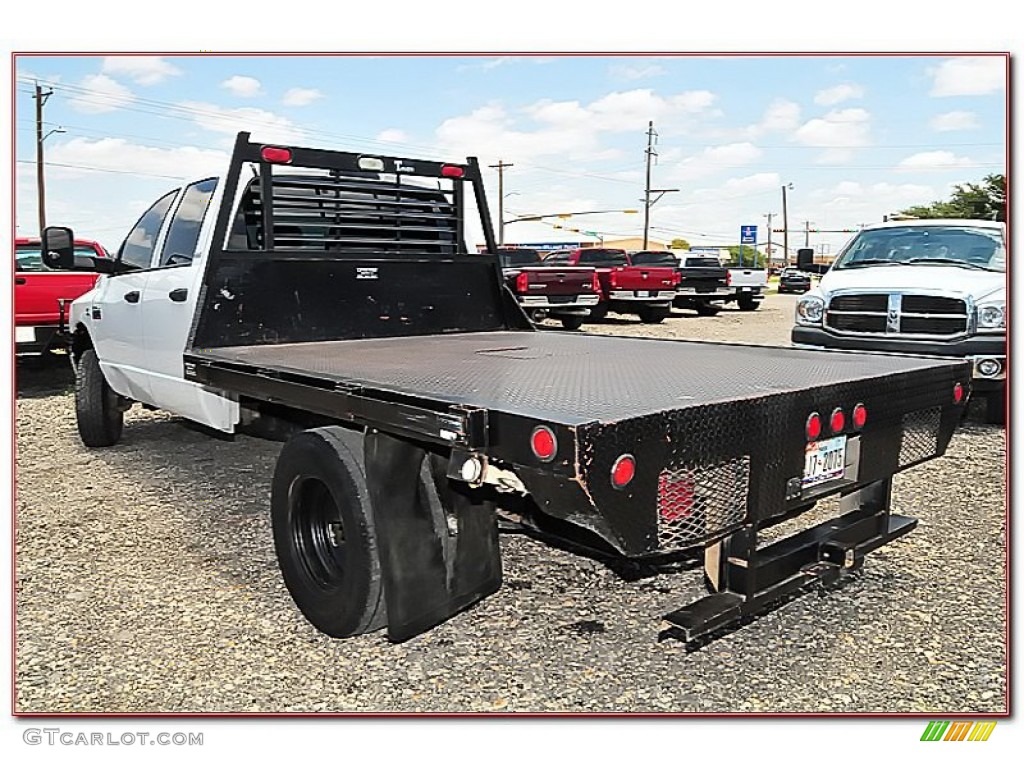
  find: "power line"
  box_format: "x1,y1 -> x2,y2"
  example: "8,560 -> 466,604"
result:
16,158 -> 188,181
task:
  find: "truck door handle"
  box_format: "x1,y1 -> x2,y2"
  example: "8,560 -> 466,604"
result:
124,291 -> 141,303
168,288 -> 188,302
15,277 -> 26,285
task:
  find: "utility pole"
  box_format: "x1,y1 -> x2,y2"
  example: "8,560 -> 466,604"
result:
35,82 -> 54,237
764,212 -> 773,266
488,160 -> 514,246
803,220 -> 814,248
643,121 -> 656,250
640,121 -> 677,250
781,184 -> 791,265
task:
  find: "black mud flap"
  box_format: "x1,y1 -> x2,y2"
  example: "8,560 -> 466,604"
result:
364,430 -> 502,642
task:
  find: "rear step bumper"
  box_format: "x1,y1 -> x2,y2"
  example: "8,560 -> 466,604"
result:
661,478 -> 914,648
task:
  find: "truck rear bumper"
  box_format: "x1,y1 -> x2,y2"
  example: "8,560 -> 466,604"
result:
15,324 -> 61,355
607,290 -> 676,302
518,294 -> 600,309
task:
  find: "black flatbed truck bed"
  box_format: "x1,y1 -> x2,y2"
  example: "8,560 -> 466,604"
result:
178,133 -> 969,645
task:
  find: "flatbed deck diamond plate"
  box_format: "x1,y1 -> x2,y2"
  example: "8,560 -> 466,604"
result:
194,331 -> 958,425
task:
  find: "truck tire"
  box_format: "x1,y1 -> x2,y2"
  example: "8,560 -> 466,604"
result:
985,390 -> 1006,426
589,304 -> 609,321
560,316 -> 585,331
272,427 -> 390,637
75,349 -> 124,447
695,303 -> 721,317
737,295 -> 760,311
638,305 -> 670,324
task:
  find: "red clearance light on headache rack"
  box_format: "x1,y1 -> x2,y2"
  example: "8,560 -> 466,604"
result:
611,454 -> 636,489
852,403 -> 868,429
953,382 -> 965,404
806,412 -> 822,441
261,146 -> 293,164
531,426 -> 557,461
441,165 -> 464,178
830,408 -> 845,433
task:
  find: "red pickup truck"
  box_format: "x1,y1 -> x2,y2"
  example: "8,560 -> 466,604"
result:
14,237 -> 108,355
543,247 -> 679,323
497,248 -> 600,330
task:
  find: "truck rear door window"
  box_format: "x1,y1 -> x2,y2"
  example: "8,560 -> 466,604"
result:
158,178 -> 218,267
578,249 -> 628,266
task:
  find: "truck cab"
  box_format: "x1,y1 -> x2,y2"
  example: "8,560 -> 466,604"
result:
791,219 -> 1006,423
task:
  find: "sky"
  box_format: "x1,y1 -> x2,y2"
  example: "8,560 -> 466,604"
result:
14,54 -> 1007,256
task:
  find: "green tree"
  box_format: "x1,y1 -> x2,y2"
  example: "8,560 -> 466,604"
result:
898,174 -> 1005,221
724,245 -> 767,268
669,238 -> 691,250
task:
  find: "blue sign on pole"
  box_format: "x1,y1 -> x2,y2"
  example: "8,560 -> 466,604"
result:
740,225 -> 757,245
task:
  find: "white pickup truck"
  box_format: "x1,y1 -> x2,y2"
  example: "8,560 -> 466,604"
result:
724,265 -> 768,311
792,218 -> 1006,424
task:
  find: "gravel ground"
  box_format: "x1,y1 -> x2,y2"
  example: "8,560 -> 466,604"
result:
15,293 -> 1006,713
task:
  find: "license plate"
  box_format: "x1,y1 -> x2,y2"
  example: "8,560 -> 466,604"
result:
740,287 -> 752,292
803,435 -> 847,488
16,326 -> 35,343
677,287 -> 694,293
636,290 -> 651,298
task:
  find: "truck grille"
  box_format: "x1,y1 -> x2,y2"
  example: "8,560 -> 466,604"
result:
656,456 -> 749,551
825,293 -> 968,338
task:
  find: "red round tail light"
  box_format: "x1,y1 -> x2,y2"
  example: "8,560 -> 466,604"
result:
806,412 -> 822,441
852,403 -> 868,429
830,408 -> 845,433
530,426 -> 557,461
611,454 -> 636,488
953,382 -> 965,404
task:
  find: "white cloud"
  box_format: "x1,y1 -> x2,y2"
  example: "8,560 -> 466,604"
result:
376,129 -> 409,144
930,110 -> 980,132
929,57 -> 1005,96
68,74 -> 134,114
609,63 -> 667,81
46,137 -> 228,181
742,99 -> 800,138
814,83 -> 865,106
897,150 -> 974,170
794,108 -> 871,160
809,181 -> 939,229
673,142 -> 763,181
221,75 -> 263,98
178,101 -> 305,145
437,89 -> 719,164
101,56 -> 181,85
282,87 -> 323,107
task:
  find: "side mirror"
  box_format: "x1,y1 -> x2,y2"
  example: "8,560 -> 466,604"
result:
41,226 -> 75,270
796,248 -> 815,272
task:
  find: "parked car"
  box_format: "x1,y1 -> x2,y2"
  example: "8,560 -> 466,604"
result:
544,248 -> 678,323
495,247 -> 599,330
632,250 -> 729,316
14,237 -> 109,356
792,218 -> 1006,423
778,267 -> 812,294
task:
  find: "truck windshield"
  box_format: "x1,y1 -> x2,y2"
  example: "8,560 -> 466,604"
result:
15,245 -> 100,272
832,225 -> 1005,272
631,251 -> 678,266
578,249 -> 628,266
497,249 -> 541,267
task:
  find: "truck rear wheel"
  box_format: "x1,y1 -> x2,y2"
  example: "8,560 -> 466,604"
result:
695,303 -> 721,317
589,304 -> 609,321
560,316 -> 585,331
638,305 -> 670,324
737,295 -> 760,311
271,427 -> 388,637
75,349 -> 124,447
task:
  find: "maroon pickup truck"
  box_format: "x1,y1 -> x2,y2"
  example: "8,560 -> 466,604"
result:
544,247 -> 679,323
497,248 -> 600,330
